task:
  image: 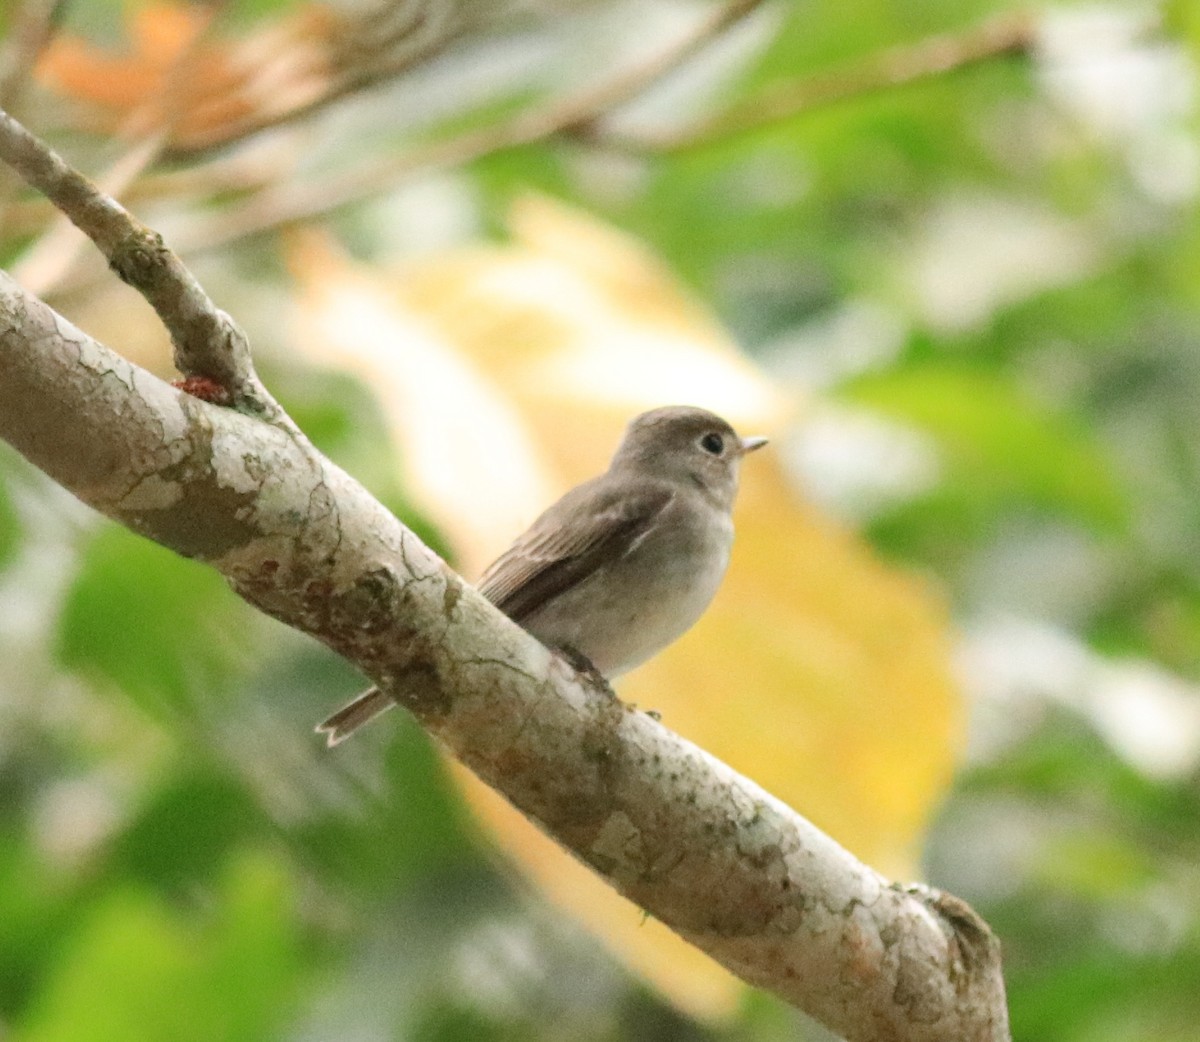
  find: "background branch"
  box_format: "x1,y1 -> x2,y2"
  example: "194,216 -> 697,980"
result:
584,10 -> 1037,152
171,5 -> 1039,255
12,2 -> 225,297
163,3 -> 474,159
0,0 -> 65,112
4,5 -> 1044,291
177,0 -> 768,252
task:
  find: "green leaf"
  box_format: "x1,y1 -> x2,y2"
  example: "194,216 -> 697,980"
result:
0,473 -> 18,573
292,716 -> 479,898
104,768 -> 271,892
0,832 -> 76,1019
843,365 -> 1130,529
55,527 -> 256,721
15,852 -> 300,1042
1166,0 -> 1200,63
221,0 -> 297,25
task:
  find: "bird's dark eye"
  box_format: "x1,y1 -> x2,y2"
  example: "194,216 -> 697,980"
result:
699,432 -> 724,455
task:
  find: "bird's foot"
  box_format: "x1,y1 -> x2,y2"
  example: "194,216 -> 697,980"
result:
556,644 -> 617,698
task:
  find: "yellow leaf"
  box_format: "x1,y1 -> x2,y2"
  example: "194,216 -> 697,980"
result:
287,197 -> 963,1020
286,230 -> 558,577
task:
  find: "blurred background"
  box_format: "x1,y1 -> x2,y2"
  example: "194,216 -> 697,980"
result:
1,0 -> 1199,1039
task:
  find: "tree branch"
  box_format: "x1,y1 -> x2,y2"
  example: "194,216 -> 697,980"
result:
0,108 -> 1010,1041
176,0 -> 768,253
586,10 -> 1036,153
0,0 -> 66,223
0,106 -> 284,419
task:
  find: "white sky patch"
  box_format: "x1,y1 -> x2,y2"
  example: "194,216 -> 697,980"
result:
0,473 -> 90,661
454,918 -> 548,1018
760,298 -> 908,391
1038,6 -> 1194,140
961,521 -> 1120,625
783,405 -> 941,523
1088,660 -> 1200,780
960,614 -> 1200,780
905,194 -> 1100,333
33,775 -> 124,869
1037,5 -> 1199,205
579,0 -> 783,133
363,174 -> 483,261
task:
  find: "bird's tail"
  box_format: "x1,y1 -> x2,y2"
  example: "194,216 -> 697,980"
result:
315,687 -> 394,746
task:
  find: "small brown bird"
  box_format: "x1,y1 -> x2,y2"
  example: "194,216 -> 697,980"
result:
317,405 -> 767,745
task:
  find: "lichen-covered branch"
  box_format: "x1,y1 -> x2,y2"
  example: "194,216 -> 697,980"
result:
0,269 -> 1009,1042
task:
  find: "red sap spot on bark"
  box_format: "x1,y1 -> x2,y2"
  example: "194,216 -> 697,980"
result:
172,375 -> 231,405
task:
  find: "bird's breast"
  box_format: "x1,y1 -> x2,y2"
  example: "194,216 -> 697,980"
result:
520,501 -> 734,678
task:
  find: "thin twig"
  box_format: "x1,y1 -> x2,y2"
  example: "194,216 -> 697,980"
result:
596,10 -> 1036,153
3,143 -> 295,237
12,133 -> 168,296
178,0 -> 767,253
0,105 -> 287,421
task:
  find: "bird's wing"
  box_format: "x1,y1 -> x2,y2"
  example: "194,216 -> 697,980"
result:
478,479 -> 675,624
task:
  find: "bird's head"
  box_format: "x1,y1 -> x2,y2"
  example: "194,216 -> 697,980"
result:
611,406 -> 768,509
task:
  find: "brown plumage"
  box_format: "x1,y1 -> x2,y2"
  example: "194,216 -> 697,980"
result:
317,406 -> 766,746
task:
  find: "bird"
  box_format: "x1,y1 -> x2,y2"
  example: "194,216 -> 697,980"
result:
317,405 -> 767,745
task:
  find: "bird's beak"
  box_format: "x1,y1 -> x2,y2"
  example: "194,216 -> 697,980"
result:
738,435 -> 769,455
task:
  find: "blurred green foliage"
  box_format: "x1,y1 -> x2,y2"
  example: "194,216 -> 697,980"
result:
17,855 -> 301,1042
0,476 -> 17,572
56,528 -> 257,720
932,717 -> 1200,1042
2,0 -> 1200,1040
845,364 -> 1129,528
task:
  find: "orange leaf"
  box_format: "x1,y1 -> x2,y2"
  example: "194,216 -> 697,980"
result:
35,1 -> 334,149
